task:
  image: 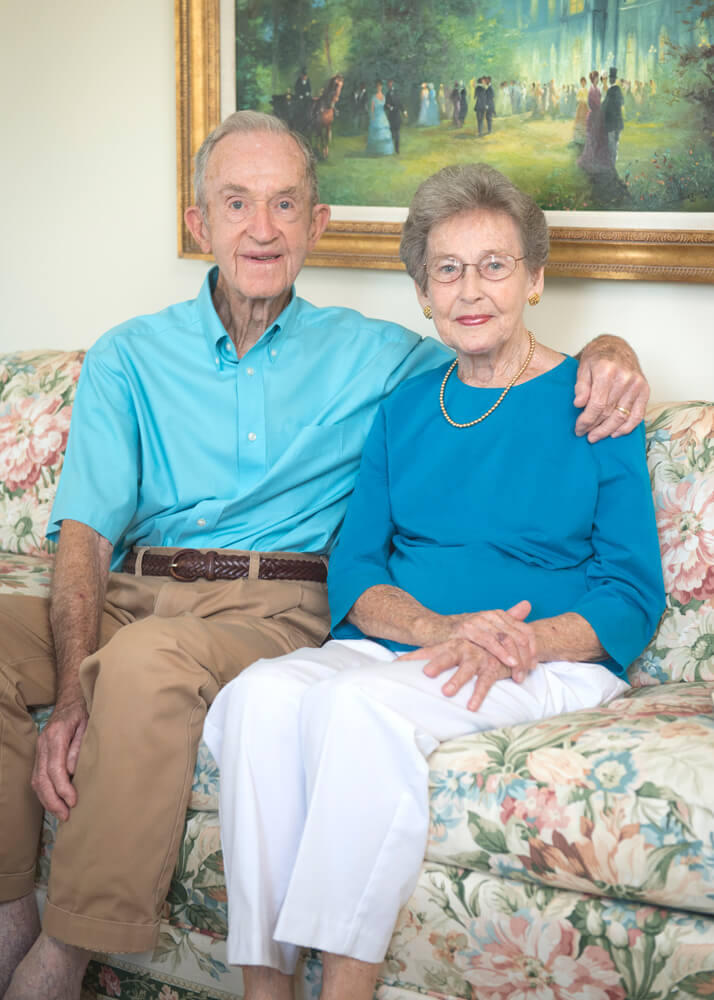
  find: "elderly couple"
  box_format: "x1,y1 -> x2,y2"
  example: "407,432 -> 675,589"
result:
0,111 -> 663,1000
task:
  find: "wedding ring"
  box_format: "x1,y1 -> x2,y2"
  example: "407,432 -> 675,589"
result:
615,405 -> 631,416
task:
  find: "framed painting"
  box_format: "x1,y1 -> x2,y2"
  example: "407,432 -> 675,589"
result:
175,0 -> 714,282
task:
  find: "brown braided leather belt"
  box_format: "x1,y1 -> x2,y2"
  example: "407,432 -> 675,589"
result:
121,548 -> 327,584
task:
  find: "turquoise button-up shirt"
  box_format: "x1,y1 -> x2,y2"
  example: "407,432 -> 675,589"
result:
48,267 -> 449,569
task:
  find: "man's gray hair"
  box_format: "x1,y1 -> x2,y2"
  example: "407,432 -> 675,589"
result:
400,163 -> 549,290
193,110 -> 319,212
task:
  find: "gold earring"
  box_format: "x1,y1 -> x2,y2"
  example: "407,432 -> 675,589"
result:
423,305 -> 433,319
528,293 -> 540,306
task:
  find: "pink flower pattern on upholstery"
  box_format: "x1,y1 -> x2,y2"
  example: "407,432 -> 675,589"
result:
465,915 -> 625,1000
0,350 -> 83,555
0,394 -> 71,492
657,478 -> 714,604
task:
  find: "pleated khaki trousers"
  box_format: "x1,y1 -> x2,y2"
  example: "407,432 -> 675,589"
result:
0,558 -> 330,953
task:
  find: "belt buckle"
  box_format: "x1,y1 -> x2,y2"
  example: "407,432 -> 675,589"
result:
169,548 -> 201,582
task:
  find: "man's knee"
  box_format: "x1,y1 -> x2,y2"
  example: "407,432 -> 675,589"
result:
79,616 -> 210,706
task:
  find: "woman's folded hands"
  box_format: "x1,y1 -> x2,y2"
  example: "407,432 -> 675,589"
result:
398,599 -> 539,712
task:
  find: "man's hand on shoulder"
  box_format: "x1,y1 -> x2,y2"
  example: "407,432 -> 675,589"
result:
574,334 -> 650,442
32,696 -> 89,821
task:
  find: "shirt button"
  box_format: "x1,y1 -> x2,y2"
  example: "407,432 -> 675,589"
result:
227,343 -> 233,351
270,349 -> 277,357
248,432 -> 257,442
215,356 -> 219,365
196,518 -> 206,527
246,367 -> 255,376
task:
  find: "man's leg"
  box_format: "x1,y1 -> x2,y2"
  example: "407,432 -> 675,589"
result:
41,574 -> 329,955
0,597 -> 59,910
4,934 -> 90,1000
0,595 -> 66,996
0,894 -> 40,996
0,593 -> 125,998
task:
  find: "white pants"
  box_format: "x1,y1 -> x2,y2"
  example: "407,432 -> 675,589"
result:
203,639 -> 628,973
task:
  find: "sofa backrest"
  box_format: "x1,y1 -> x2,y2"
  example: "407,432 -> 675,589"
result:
0,349 -> 711,685
627,401 -> 714,687
0,350 -> 84,556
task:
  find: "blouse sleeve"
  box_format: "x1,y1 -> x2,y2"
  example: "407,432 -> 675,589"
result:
327,404 -> 396,632
570,423 -> 665,671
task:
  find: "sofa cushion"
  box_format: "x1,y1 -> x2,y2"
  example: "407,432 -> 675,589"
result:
0,552 -> 54,598
0,349 -> 84,556
630,401 -> 714,687
384,863 -> 714,1000
425,681 -> 714,914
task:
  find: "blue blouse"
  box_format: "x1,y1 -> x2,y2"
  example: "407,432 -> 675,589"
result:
328,356 -> 665,676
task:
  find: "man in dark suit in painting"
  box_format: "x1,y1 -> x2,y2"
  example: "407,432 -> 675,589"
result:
474,76 -> 487,135
294,67 -> 313,132
603,66 -> 625,167
484,75 -> 496,133
385,79 -> 404,153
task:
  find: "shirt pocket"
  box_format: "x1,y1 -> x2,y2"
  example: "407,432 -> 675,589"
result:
271,424 -> 344,479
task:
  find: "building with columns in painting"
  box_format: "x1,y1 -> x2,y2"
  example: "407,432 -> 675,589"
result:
503,0 -> 707,85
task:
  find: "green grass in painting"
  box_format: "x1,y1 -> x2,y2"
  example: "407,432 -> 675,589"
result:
316,115 -> 713,212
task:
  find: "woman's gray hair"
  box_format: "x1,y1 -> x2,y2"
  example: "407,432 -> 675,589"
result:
400,163 -> 549,290
193,111 -> 319,212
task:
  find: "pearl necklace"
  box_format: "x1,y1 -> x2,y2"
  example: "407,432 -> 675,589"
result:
439,330 -> 536,428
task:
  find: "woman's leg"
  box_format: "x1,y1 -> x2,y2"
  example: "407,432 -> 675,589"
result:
272,654 -> 435,964
206,640 -> 627,975
320,954 -> 381,1000
242,966 -> 293,1000
273,653 -> 628,963
202,641 -> 397,975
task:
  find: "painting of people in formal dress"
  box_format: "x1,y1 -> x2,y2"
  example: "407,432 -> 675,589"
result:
235,0 -> 713,212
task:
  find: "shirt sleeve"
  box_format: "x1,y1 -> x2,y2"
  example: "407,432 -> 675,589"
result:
327,404 -> 396,633
46,345 -> 140,549
570,423 -> 666,671
382,334 -> 451,393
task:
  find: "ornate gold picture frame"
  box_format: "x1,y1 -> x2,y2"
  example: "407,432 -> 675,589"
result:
175,0 -> 714,282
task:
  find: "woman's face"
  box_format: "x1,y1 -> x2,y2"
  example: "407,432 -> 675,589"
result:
415,209 -> 543,365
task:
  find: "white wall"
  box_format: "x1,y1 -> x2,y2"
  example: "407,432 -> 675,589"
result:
1,0 -> 712,404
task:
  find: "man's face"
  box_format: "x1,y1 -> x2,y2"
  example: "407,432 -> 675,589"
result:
185,130 -> 329,308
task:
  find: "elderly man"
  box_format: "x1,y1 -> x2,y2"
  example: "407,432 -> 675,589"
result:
0,110 -> 648,1000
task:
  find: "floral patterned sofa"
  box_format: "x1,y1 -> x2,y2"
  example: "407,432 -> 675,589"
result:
2,349 -> 713,1000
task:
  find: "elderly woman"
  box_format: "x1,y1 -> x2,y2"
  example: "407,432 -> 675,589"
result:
204,164 -> 665,1000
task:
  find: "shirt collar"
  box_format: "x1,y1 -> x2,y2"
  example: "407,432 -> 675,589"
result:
198,266 -> 298,365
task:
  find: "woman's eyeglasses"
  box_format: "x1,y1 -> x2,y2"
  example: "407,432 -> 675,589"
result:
427,253 -> 525,283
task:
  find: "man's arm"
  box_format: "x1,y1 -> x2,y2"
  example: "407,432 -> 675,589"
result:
574,334 -> 650,442
31,518 -> 113,821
